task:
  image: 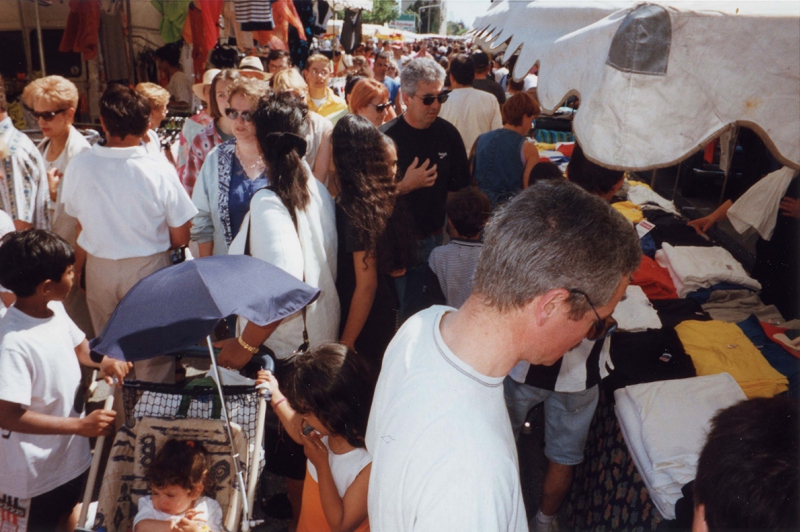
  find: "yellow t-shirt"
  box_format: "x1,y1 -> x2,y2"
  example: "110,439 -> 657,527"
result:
612,201 -> 644,223
675,320 -> 788,398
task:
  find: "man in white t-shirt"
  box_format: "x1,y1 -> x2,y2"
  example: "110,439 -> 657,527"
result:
0,229 -> 130,530
62,85 -> 197,382
439,54 -> 503,154
365,180 -> 642,531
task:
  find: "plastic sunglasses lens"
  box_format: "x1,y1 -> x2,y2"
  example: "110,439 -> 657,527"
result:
225,108 -> 238,120
438,93 -> 449,104
377,103 -> 390,112
240,111 -> 253,122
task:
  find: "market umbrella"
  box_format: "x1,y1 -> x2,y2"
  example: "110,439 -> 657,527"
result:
83,255 -> 319,531
90,254 -> 319,361
472,0 -> 800,171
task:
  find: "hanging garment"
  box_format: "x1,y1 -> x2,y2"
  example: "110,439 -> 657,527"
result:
675,320 -> 788,398
288,0 -> 316,70
222,0 -> 255,49
727,167 -> 796,240
59,0 -> 102,61
254,0 -> 304,46
312,0 -> 332,35
339,8 -> 362,54
234,0 -> 273,31
99,7 -> 129,82
186,0 -> 224,82
151,0 -> 191,43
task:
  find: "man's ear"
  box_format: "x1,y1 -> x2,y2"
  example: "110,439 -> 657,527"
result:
692,503 -> 709,532
528,288 -> 570,327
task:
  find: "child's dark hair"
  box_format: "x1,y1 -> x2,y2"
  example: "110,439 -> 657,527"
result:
566,143 -> 625,196
0,229 -> 74,297
282,343 -> 377,449
446,187 -> 491,238
147,439 -> 212,496
528,161 -> 563,185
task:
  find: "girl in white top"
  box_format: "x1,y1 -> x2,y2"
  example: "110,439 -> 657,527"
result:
256,343 -> 375,532
134,439 -> 224,532
135,82 -> 171,161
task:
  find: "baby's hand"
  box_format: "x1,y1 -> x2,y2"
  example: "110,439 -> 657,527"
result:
171,510 -> 206,532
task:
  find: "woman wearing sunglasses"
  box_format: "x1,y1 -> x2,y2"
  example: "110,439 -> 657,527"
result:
191,77 -> 271,257
21,75 -> 94,335
348,79 -> 396,128
182,69 -> 239,196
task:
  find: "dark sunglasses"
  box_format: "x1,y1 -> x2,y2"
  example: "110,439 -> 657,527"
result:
415,90 -> 450,106
370,102 -> 392,112
224,108 -> 254,122
569,289 -> 618,341
31,108 -> 69,121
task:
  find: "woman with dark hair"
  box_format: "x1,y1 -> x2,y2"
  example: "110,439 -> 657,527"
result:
332,114 -> 400,365
219,94 -> 339,524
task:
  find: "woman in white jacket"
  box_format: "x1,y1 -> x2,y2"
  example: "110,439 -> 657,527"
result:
218,93 -> 339,525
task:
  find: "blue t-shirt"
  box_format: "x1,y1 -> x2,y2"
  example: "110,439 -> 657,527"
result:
228,156 -> 269,240
382,77 -> 400,104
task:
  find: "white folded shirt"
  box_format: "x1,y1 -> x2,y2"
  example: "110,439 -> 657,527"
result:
613,284 -> 662,332
655,243 -> 761,297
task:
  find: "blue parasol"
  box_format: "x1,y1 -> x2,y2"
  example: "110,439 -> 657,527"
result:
89,254 -> 319,361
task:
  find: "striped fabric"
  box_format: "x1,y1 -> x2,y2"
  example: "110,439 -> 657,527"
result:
234,0 -> 274,31
535,129 -> 574,144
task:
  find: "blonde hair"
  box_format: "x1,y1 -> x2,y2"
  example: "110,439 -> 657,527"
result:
22,75 -> 79,111
306,54 -> 333,72
272,69 -> 308,96
227,77 -> 270,108
135,82 -> 170,109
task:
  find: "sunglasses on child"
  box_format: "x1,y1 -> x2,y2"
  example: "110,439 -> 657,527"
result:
224,108 -> 255,122
413,90 -> 450,106
30,108 -> 69,121
369,102 -> 392,112
569,289 -> 618,340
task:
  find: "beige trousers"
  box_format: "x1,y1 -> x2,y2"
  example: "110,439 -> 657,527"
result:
86,252 -> 175,384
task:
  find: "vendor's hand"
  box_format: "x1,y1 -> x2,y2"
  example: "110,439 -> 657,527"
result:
100,356 -> 132,386
780,197 -> 800,219
688,214 -> 717,234
396,157 -> 437,194
77,408 -> 116,437
46,168 -> 61,202
301,428 -> 329,470
216,338 -> 253,370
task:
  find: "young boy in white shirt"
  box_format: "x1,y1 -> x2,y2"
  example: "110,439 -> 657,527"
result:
0,229 -> 131,531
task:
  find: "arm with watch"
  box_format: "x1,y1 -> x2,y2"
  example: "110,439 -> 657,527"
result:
217,320 -> 281,369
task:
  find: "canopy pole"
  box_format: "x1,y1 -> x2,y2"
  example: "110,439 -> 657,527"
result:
17,0 -> 34,80
33,0 -> 46,76
126,0 -> 136,84
205,336 -> 252,531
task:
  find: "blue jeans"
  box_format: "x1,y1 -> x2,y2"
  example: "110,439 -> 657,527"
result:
395,233 -> 444,323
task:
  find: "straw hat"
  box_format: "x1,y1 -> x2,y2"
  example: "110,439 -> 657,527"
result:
238,56 -> 272,81
192,68 -> 221,101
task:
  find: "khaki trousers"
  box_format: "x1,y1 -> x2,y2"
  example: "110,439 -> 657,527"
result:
86,252 -> 175,384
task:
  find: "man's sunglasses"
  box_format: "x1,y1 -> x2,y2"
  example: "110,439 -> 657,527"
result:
369,102 -> 392,112
224,108 -> 254,122
569,289 -> 618,340
30,108 -> 69,121
414,91 -> 450,106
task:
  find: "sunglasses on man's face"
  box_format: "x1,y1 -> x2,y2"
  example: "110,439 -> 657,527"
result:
414,91 -> 450,106
569,289 -> 618,341
224,108 -> 254,122
369,102 -> 392,112
31,108 -> 69,121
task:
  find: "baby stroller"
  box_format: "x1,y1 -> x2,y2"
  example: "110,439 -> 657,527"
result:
84,359 -> 269,532
74,256 -> 319,532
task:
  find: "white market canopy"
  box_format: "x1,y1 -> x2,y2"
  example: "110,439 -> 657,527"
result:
473,0 -> 800,171
328,0 -> 374,12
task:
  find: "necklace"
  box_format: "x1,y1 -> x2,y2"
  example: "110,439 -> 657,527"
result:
235,145 -> 265,171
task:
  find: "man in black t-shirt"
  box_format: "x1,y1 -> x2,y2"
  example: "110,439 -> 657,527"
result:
380,57 -> 470,320
472,50 -> 506,105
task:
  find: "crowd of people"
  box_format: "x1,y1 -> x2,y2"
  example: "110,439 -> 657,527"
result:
0,34 -> 796,532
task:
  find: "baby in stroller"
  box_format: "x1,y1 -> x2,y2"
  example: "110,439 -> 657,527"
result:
134,439 -> 224,532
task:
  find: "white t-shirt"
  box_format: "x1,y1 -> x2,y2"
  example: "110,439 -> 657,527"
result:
439,87 -> 503,153
0,302 -> 91,499
62,144 -> 198,259
133,495 -> 223,532
365,306 -> 528,532
0,209 -> 14,317
167,70 -> 193,106
307,436 -> 372,498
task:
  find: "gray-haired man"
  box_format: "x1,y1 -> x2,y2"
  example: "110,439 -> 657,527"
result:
380,57 -> 471,320
366,179 -> 641,531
